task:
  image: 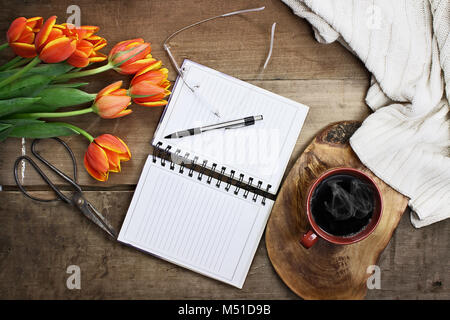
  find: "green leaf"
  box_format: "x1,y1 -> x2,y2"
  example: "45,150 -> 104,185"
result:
6,87 -> 95,115
0,126 -> 13,142
3,103 -> 58,115
36,87 -> 95,109
0,122 -> 13,130
0,74 -> 51,99
0,119 -> 44,126
8,122 -> 79,139
47,82 -> 89,89
0,63 -> 74,80
0,119 -> 46,142
0,97 -> 42,117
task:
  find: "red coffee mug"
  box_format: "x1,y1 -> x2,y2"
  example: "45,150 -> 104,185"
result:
300,167 -> 383,248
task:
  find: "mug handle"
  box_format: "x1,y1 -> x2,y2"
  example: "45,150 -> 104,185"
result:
300,230 -> 318,248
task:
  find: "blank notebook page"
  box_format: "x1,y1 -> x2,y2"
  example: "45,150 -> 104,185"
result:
153,59 -> 309,193
118,157 -> 274,288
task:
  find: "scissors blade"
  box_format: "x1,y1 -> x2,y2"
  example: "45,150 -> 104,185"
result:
72,192 -> 117,239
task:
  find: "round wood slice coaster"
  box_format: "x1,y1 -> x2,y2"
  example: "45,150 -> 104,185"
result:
265,121 -> 408,300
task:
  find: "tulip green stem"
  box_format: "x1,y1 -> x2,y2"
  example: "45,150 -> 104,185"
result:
56,122 -> 94,142
54,43 -> 152,82
0,56 -> 40,89
0,56 -> 23,71
16,107 -> 94,119
54,63 -> 113,82
7,57 -> 32,70
0,43 -> 8,51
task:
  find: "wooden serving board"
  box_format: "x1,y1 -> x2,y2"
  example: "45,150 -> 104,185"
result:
265,121 -> 409,300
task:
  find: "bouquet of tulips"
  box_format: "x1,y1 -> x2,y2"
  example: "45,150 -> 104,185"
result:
0,16 -> 171,181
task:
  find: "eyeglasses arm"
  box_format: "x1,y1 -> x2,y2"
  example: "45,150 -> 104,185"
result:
163,6 -> 266,81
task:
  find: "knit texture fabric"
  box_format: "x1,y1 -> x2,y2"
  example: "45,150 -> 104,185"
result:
282,0 -> 449,227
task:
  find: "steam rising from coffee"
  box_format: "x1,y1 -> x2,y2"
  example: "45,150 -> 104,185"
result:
310,174 -> 376,237
324,179 -> 374,221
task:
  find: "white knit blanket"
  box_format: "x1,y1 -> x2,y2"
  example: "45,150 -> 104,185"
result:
282,0 -> 450,228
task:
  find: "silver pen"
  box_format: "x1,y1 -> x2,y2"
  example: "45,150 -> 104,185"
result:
164,115 -> 263,139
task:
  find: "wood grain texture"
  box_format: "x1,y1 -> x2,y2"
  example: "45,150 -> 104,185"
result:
0,0 -> 368,81
0,79 -> 369,187
0,0 -> 447,300
0,191 -> 297,299
0,0 -> 369,187
0,190 -> 448,299
266,122 -> 410,299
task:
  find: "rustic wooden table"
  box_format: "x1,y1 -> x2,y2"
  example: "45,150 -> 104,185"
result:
0,0 -> 448,299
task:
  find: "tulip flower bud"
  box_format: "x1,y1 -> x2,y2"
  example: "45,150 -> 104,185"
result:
84,134 -> 131,181
7,16 -> 43,58
62,24 -> 107,68
129,66 -> 171,107
35,16 -> 77,64
91,81 -> 132,119
108,38 -> 157,75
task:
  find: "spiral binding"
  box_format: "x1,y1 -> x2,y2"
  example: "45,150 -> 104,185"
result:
207,163 -> 217,184
225,170 -> 235,192
179,152 -> 190,174
152,142 -> 270,205
162,146 -> 171,167
252,181 -> 263,202
171,149 -> 181,170
188,156 -> 198,177
234,174 -> 244,195
153,142 -> 163,163
198,160 -> 208,181
243,177 -> 253,199
216,167 -> 226,187
262,184 -> 272,205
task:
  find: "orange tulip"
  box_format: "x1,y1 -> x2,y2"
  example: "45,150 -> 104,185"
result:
66,40 -> 105,67
85,34 -> 107,59
129,66 -> 171,107
62,24 -> 107,68
35,16 -> 77,64
6,16 -> 43,58
84,134 -> 131,181
92,81 -> 132,118
108,38 -> 157,75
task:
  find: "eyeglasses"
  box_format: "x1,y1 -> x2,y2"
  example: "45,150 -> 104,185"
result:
163,6 -> 276,117
164,6 -> 267,89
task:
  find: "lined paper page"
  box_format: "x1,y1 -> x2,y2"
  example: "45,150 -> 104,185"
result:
153,60 -> 309,193
118,157 -> 272,286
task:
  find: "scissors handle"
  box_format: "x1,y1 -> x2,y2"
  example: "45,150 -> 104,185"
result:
13,138 -> 81,203
14,156 -> 71,203
31,138 -> 80,190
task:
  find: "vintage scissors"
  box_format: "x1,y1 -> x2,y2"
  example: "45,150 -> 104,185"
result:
13,138 -> 117,239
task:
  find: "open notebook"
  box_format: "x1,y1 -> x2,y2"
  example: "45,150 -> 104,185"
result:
118,60 -> 309,288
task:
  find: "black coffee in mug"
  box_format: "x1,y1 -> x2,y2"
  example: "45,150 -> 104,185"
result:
310,174 -> 376,237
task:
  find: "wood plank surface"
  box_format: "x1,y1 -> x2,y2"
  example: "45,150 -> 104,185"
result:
0,0 -> 447,300
0,0 -> 369,188
0,191 -> 448,299
0,0 -> 368,81
0,79 -> 369,187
